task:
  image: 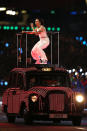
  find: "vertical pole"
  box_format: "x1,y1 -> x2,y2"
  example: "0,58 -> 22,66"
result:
51,32 -> 53,65
58,32 -> 59,67
20,39 -> 21,58
26,33 -> 28,68
17,35 -> 19,68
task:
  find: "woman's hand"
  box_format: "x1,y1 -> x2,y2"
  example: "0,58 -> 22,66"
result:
30,23 -> 34,28
22,30 -> 25,33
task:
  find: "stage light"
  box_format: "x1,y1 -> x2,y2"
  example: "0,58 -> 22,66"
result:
26,26 -> 30,30
57,27 -> 60,31
75,36 -> 79,40
6,10 -> 16,15
3,26 -> 7,30
21,10 -> 27,14
79,36 -> 83,41
0,81 -> 3,86
82,73 -> 85,76
50,10 -> 55,14
21,27 -> 25,30
14,26 -> 18,30
75,72 -> 78,76
15,11 -> 19,15
47,27 -> 51,31
52,27 -> 55,31
7,26 -> 10,30
4,81 -> 8,86
83,41 -> 86,45
0,7 -> 6,11
69,70 -> 72,74
5,43 -> 10,47
85,72 -> 87,76
0,26 -> 1,30
70,11 -> 77,15
79,68 -> 83,72
72,69 -> 75,72
10,26 -> 14,30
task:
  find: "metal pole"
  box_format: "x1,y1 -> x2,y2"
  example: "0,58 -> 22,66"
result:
26,33 -> 28,68
51,32 -> 53,64
17,35 -> 19,67
58,32 -> 59,67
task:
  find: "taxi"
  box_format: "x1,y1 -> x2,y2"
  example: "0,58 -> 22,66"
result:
2,65 -> 85,125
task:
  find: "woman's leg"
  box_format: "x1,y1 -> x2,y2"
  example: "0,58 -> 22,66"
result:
31,41 -> 41,61
31,39 -> 49,64
37,39 -> 49,64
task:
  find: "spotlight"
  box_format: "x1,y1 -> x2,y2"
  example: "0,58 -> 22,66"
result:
6,10 -> 16,15
72,69 -> 75,72
75,36 -> 79,40
21,10 -> 27,14
0,81 -> 3,86
82,73 -> 85,76
10,26 -> 14,30
70,11 -> 77,15
85,72 -> 87,76
14,26 -> 18,30
47,27 -> 51,31
83,41 -> 86,45
4,81 -> 8,86
79,36 -> 83,41
26,26 -> 30,30
75,72 -> 78,76
0,7 -> 6,11
5,43 -> 10,47
79,68 -> 83,72
50,10 -> 55,14
52,27 -> 55,31
68,70 -> 72,74
57,27 -> 60,31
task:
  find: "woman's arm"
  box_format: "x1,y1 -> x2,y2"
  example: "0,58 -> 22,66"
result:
30,23 -> 36,32
34,26 -> 45,35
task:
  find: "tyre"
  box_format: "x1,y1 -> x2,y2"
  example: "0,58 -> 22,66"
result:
23,108 -> 33,125
72,117 -> 82,126
7,114 -> 16,123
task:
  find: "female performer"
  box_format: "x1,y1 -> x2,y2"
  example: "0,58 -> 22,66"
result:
30,18 -> 50,64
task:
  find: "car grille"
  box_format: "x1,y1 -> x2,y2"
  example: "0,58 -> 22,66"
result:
49,93 -> 65,112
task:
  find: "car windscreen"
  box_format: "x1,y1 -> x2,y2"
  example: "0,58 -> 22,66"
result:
26,71 -> 71,88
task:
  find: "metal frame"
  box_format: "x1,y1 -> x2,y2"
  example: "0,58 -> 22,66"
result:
16,31 -> 59,68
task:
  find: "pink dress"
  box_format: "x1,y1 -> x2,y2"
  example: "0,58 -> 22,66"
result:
31,26 -> 50,64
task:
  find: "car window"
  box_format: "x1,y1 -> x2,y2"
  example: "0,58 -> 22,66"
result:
26,72 -> 71,89
17,74 -> 24,89
9,72 -> 17,88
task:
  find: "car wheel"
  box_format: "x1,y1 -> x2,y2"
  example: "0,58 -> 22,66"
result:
72,117 -> 82,126
23,108 -> 33,125
7,114 -> 16,123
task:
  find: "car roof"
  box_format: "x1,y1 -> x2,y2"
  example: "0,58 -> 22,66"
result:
11,65 -> 67,74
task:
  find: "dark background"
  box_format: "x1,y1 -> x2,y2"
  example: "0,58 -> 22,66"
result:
0,0 -> 87,91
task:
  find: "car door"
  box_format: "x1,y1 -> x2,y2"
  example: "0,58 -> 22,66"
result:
7,71 -> 17,113
12,73 -> 25,113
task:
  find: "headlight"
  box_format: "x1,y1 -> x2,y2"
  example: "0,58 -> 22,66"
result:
31,95 -> 38,102
76,95 -> 84,103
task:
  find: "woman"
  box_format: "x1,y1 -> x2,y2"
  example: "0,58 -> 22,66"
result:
30,18 -> 50,64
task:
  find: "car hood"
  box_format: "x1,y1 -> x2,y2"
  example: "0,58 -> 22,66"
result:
28,86 -> 74,98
